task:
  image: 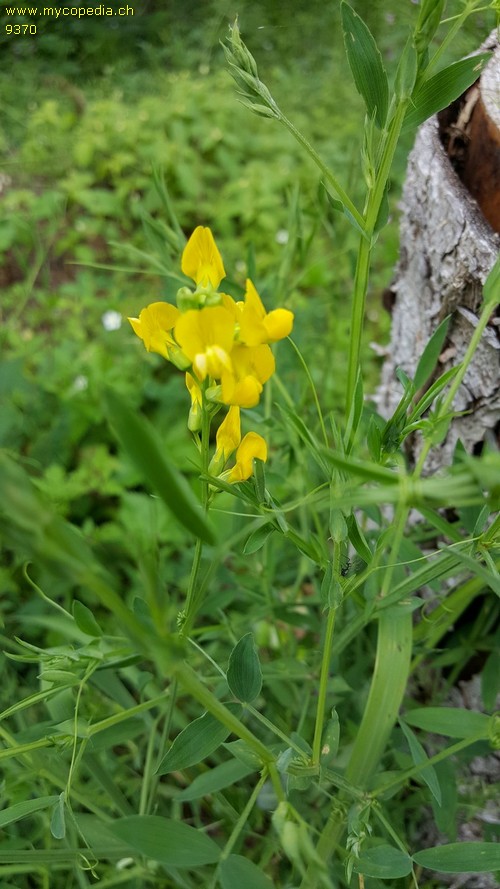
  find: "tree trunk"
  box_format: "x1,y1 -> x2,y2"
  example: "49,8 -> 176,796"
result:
377,33 -> 500,472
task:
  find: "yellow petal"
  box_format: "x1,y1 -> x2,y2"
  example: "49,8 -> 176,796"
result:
239,279 -> 294,345
128,301 -> 180,359
181,226 -> 226,289
209,405 -> 242,474
220,372 -> 263,408
175,306 -> 235,380
228,432 -> 268,482
264,308 -> 294,342
185,373 -> 203,432
220,343 -> 274,407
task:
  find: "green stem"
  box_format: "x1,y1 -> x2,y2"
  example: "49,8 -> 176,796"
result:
221,771 -> 269,861
312,604 -> 337,766
345,99 -> 409,414
181,396 -> 211,635
173,660 -> 275,766
372,730 -> 488,797
415,297 -> 499,477
278,111 -> 366,233
345,234 -> 371,417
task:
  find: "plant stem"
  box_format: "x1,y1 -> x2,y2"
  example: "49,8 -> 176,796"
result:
173,660 -> 275,766
278,111 -> 366,233
345,99 -> 409,415
181,395 -> 211,635
312,604 -> 337,766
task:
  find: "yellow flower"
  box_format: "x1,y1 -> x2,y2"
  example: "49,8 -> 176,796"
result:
181,226 -> 226,289
239,279 -> 294,346
221,343 -> 275,408
208,405 -> 241,475
128,301 -> 180,360
175,306 -> 236,381
185,372 -> 203,432
227,432 -> 268,482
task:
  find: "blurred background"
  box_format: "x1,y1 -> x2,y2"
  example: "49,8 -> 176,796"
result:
0,0 -> 495,617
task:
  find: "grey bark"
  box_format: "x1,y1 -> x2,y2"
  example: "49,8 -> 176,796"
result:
377,34 -> 500,472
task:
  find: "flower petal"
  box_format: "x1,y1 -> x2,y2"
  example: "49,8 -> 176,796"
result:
239,279 -> 293,345
128,301 -> 180,359
228,432 -> 268,482
181,226 -> 226,289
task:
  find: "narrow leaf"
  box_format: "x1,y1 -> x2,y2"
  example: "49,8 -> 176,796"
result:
413,842 -> 500,874
156,703 -> 242,774
175,759 -> 254,802
320,709 -> 340,767
414,315 -> 450,390
341,2 -> 389,128
404,707 -> 490,739
353,845 -> 413,878
404,54 -> 491,131
227,633 -> 262,703
50,793 -> 66,840
109,816 -> 220,867
0,796 -> 59,829
243,523 -> 275,555
400,720 -> 441,805
104,389 -> 215,545
220,854 -> 276,889
72,600 -> 102,637
432,759 -> 457,840
483,253 -> 500,307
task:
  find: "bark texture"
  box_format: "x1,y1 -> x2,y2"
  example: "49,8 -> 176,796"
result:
377,34 -> 500,472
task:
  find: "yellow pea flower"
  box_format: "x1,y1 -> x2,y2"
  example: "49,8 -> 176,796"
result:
181,226 -> 226,290
175,306 -> 236,381
128,301 -> 180,360
226,432 -> 268,483
239,279 -> 294,346
220,343 -> 275,408
185,372 -> 203,432
208,405 -> 241,475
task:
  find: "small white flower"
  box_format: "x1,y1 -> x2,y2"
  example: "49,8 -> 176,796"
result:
72,375 -> 88,392
275,229 -> 289,245
101,310 -> 122,331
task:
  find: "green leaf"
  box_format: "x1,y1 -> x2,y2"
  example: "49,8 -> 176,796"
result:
320,709 -> 340,767
395,34 -> 418,101
175,759 -> 254,802
103,389 -> 215,545
219,854 -> 276,889
0,796 -> 59,829
227,633 -> 262,702
156,703 -> 242,774
483,253 -> 500,307
50,793 -> 66,840
72,600 -> 102,637
482,648 -> 500,711
404,707 -> 490,739
413,315 -> 450,391
353,845 -> 413,878
431,759 -> 457,840
109,816 -> 220,867
346,513 -> 372,564
400,720 -> 441,805
404,53 -> 491,131
413,842 -> 500,874
341,2 -> 389,128
243,523 -> 275,555
223,739 -> 264,770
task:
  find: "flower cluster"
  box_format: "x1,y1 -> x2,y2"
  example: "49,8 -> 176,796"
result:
128,226 -> 293,483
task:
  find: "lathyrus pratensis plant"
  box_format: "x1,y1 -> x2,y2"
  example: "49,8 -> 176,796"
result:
128,224 -> 293,633
1,2 -> 500,888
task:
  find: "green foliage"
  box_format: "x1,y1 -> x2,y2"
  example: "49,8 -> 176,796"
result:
1,1 -> 499,888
